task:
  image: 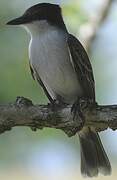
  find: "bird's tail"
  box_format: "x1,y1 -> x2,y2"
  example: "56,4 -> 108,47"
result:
78,127 -> 111,177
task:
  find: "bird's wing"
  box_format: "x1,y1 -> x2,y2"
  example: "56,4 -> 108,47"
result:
29,62 -> 54,103
67,34 -> 95,100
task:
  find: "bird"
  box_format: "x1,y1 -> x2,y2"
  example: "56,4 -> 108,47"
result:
7,3 -> 111,177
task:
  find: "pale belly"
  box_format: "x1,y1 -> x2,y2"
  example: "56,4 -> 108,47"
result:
29,32 -> 83,104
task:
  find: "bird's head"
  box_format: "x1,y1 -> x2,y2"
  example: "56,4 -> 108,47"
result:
7,3 -> 65,28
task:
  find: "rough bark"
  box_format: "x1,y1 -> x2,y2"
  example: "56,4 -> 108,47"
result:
0,97 -> 117,137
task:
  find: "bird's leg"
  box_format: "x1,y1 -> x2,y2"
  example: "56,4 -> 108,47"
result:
71,98 -> 89,131
71,98 -> 97,132
79,98 -> 97,109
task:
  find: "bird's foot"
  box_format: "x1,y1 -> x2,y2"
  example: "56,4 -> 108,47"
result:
78,98 -> 98,111
71,98 -> 97,132
48,99 -> 67,110
71,98 -> 89,131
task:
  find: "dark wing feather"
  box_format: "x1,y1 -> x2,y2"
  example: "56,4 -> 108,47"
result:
29,62 -> 54,103
67,34 -> 95,101
29,62 -> 35,80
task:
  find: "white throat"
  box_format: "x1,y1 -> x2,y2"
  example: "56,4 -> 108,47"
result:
23,20 -> 59,37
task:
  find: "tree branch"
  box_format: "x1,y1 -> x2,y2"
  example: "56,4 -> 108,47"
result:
0,97 -> 117,137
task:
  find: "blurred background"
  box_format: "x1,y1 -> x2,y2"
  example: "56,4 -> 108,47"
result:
0,0 -> 117,179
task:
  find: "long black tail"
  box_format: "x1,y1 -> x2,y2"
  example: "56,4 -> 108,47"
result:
79,127 -> 111,177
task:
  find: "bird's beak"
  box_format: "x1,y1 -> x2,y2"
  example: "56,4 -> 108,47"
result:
7,15 -> 30,25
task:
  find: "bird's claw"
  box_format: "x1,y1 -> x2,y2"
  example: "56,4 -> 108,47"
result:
48,99 -> 67,110
71,98 -> 86,131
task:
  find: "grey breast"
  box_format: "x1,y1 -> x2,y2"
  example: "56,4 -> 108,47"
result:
29,28 -> 82,104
